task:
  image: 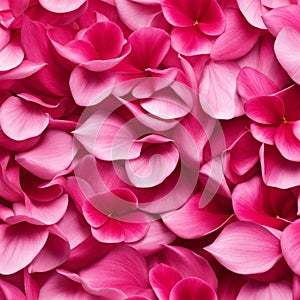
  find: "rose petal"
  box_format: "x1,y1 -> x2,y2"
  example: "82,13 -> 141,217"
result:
39,0 -> 86,13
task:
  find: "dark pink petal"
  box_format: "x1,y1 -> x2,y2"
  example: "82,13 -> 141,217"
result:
92,219 -> 125,243
15,129 -> 73,180
237,280 -> 292,300
170,278 -> 218,300
211,9 -> 260,60
199,60 -> 243,119
0,25 -> 10,51
0,223 -> 48,275
245,95 -> 285,124
121,214 -> 150,242
281,220 -> 300,276
275,121 -> 300,162
83,201 -> 109,228
275,27 -> 300,85
0,96 -> 49,141
39,0 -> 86,13
260,144 -> 300,189
171,26 -> 214,56
79,246 -> 151,296
163,193 -> 232,239
237,67 -> 278,100
205,221 -> 282,274
0,279 -> 26,300
69,66 -> 115,106
250,123 -> 277,144
237,0 -> 267,29
263,5 -> 300,36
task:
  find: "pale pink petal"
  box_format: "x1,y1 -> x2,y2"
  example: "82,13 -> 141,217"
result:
79,246 -> 151,296
39,0 -> 86,13
204,221 -> 282,274
199,60 -> 243,119
15,129 -> 73,180
211,8 -> 260,60
149,264 -> 182,300
0,279 -> 26,300
245,95 -> 285,124
0,223 -> 48,275
237,280 -> 292,300
0,96 -> 49,141
281,219 -> 300,276
263,5 -> 300,36
260,144 -> 300,188
275,27 -> 300,85
0,38 -> 24,71
170,278 -> 218,300
70,66 -> 115,106
237,0 -> 267,29
163,193 -> 232,239
237,67 -> 278,100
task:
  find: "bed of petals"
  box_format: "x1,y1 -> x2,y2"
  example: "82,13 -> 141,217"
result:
1,0 -> 300,299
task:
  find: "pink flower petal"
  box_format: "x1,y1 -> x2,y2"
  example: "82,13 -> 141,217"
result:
170,278 -> 218,300
250,123 -> 277,144
199,60 -> 243,119
39,0 -> 86,13
91,219 -> 125,243
69,66 -> 115,106
211,8 -> 260,60
0,37 -> 24,71
0,223 -> 48,275
275,27 -> 300,85
83,201 -> 109,228
15,129 -> 74,180
0,96 -> 49,141
0,279 -> 26,300
205,221 -> 282,274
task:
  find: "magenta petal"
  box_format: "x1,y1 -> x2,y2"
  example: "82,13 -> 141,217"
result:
275,122 -> 300,162
121,214 -> 150,242
281,220 -> 300,276
250,123 -> 277,144
70,66 -> 115,106
0,279 -> 26,300
82,201 -> 109,228
149,264 -> 182,300
92,219 -> 125,243
170,278 -> 218,300
205,221 -> 282,274
275,27 -> 300,85
39,0 -> 86,13
0,223 -> 48,275
237,280 -> 292,300
0,96 -> 49,141
211,8 -> 259,60
245,95 -> 285,124
15,129 -> 73,180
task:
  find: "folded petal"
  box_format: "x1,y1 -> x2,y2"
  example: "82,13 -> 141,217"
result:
0,223 -> 48,275
0,279 -> 27,300
39,0 -> 86,13
205,221 -> 282,274
275,27 -> 300,85
92,219 -> 125,243
16,129 -> 74,180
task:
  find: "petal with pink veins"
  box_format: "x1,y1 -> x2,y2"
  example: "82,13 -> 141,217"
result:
39,0 -> 86,13
275,27 -> 300,85
204,221 -> 282,274
0,96 -> 49,141
0,279 -> 26,300
16,129 -> 74,180
0,223 -> 48,275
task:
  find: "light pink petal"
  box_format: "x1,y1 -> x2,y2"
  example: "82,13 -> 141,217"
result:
0,96 -> 49,141
237,0 -> 267,29
15,129 -> 73,180
0,38 -> 24,71
70,66 -> 115,106
121,214 -> 150,242
250,123 -> 277,144
0,223 -> 48,275
79,246 -> 150,296
149,264 -> 182,300
204,221 -> 282,274
245,95 -> 285,124
237,280 -> 292,300
163,193 -> 232,239
211,8 -> 260,60
0,279 -> 26,300
171,26 -> 214,56
275,27 -> 300,85
261,0 -> 291,8
281,219 -> 300,276
92,219 -> 125,243
29,228 -> 70,273
127,27 -> 170,69
237,67 -> 278,100
39,0 -> 86,13
263,5 -> 300,36
260,144 -> 300,188
125,142 -> 179,188
199,60 -> 243,119
170,278 -> 218,300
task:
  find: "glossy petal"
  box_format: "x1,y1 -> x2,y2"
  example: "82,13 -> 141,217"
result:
0,279 -> 27,300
